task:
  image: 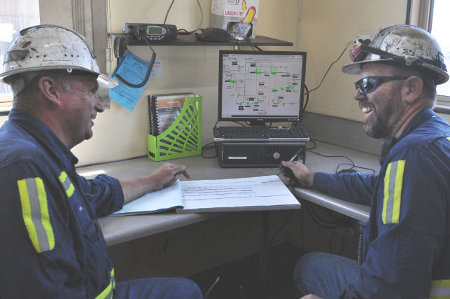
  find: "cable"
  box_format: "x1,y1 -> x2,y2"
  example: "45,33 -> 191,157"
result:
167,0 -> 204,35
303,84 -> 310,111
307,46 -> 348,94
309,150 -> 355,167
253,45 -> 263,51
163,0 -> 176,25
201,142 -> 217,159
309,147 -> 376,174
268,211 -> 294,245
302,199 -> 348,229
306,138 -> 317,150
203,276 -> 220,299
115,38 -> 156,88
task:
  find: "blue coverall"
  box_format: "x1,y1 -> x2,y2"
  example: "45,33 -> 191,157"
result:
0,109 -> 202,298
309,109 -> 450,298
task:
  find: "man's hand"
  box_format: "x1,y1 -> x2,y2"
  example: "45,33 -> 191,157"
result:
280,160 -> 315,188
120,162 -> 190,204
149,162 -> 190,191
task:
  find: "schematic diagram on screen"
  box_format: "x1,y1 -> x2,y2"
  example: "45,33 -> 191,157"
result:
221,54 -> 304,119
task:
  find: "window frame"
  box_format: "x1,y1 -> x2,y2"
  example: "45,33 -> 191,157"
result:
412,0 -> 450,114
0,0 -> 108,116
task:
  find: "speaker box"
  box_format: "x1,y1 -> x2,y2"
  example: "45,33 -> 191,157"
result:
216,142 -> 306,168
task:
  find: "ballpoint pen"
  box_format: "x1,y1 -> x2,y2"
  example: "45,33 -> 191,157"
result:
278,150 -> 301,184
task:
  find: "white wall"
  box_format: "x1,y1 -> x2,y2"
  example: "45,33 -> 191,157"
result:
5,0 -> 446,165
72,0 -> 302,164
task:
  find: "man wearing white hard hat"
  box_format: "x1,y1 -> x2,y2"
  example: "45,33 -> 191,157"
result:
281,24 -> 450,298
0,24 -> 202,298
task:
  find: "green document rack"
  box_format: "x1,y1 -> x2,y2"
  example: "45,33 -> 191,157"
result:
148,95 -> 202,161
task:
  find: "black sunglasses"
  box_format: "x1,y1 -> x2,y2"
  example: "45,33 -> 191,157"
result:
354,76 -> 409,95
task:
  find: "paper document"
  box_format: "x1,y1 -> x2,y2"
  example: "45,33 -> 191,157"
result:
109,50 -> 152,110
113,175 -> 300,215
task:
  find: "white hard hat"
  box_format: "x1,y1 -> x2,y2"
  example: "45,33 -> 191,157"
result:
343,24 -> 448,84
0,24 -> 117,88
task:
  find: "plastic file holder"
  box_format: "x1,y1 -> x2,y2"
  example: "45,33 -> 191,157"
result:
148,96 -> 202,161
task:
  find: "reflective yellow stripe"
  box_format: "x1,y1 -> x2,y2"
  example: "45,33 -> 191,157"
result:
446,137 -> 450,141
430,279 -> 450,298
382,160 -> 405,224
58,171 -> 75,198
17,177 -> 55,252
95,268 -> 115,299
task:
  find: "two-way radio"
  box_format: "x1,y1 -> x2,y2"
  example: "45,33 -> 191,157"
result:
123,23 -> 178,42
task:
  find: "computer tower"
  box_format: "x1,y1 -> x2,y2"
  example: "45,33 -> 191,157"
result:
216,141 -> 306,168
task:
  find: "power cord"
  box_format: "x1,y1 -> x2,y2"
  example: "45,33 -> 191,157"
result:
303,46 -> 348,111
164,0 -> 204,35
201,142 -> 217,159
308,148 -> 376,174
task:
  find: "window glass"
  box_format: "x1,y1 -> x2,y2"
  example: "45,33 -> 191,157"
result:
0,0 -> 40,112
430,0 -> 450,97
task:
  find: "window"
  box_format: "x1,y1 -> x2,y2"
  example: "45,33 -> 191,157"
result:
0,0 -> 40,113
429,0 -> 450,98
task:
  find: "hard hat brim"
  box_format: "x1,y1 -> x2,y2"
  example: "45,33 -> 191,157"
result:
98,73 -> 119,89
342,59 -> 449,84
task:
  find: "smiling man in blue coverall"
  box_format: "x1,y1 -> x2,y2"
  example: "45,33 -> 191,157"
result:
0,25 -> 202,298
282,25 -> 450,298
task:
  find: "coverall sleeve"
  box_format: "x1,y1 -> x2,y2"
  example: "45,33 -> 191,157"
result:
76,174 -> 124,218
313,172 -> 377,206
0,160 -> 87,298
341,146 -> 448,298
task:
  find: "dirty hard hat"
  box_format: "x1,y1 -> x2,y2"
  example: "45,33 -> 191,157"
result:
342,24 -> 448,84
0,24 -> 117,88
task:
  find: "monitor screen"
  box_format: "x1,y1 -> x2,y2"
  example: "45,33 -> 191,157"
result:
218,50 -> 307,124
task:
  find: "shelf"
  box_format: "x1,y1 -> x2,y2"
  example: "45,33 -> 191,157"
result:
110,33 -> 293,47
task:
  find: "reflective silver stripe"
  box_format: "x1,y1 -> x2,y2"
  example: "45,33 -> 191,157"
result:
382,160 -> 405,224
430,279 -> 450,298
58,171 -> 75,198
17,177 -> 55,252
385,161 -> 399,221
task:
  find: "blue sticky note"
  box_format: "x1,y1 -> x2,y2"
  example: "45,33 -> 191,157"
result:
109,50 -> 152,110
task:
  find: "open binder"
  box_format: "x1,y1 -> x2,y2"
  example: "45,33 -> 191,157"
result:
113,175 -> 301,215
148,93 -> 202,161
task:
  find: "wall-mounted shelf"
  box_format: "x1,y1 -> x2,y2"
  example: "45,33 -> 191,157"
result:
110,33 -> 293,47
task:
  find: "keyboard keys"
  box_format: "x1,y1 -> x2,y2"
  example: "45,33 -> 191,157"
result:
213,126 -> 309,140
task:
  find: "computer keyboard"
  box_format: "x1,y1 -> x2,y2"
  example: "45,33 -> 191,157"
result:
213,126 -> 310,142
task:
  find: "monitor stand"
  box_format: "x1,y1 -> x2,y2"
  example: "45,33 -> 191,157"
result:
249,120 -> 266,127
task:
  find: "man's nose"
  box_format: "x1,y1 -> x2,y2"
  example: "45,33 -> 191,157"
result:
95,98 -> 105,112
354,88 -> 366,102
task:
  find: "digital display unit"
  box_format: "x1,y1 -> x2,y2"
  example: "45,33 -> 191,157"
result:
218,50 -> 307,124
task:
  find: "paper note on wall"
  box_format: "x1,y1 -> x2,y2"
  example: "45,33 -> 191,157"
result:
109,50 -> 152,110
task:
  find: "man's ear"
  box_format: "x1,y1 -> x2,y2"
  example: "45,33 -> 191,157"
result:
37,76 -> 63,106
402,76 -> 424,104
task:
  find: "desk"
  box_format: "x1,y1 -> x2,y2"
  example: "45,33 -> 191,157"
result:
79,156 -> 277,246
79,141 -> 379,246
80,141 -> 378,297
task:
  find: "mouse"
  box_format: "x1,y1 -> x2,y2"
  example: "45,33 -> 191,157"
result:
279,165 -> 300,185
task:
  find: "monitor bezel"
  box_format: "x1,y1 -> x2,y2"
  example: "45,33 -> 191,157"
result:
218,50 -> 307,124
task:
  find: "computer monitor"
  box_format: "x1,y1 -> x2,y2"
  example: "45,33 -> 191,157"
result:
218,50 -> 307,125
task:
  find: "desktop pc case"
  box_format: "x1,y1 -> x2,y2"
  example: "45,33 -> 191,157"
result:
216,141 -> 306,168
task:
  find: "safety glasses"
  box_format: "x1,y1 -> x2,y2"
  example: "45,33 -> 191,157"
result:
354,76 -> 409,95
